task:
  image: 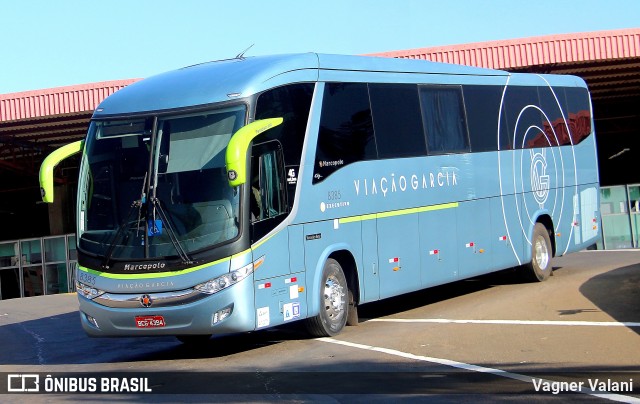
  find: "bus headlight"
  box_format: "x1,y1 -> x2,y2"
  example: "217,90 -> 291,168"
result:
76,281 -> 105,300
194,259 -> 258,295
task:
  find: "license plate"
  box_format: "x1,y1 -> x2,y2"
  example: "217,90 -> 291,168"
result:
135,315 -> 166,328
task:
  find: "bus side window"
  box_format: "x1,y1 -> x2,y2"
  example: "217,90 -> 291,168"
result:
463,85 -> 504,152
537,85 -> 568,146
369,83 -> 426,158
255,83 -> 314,202
314,82 -> 376,183
563,87 -> 592,145
419,86 -> 470,154
501,85 -> 546,150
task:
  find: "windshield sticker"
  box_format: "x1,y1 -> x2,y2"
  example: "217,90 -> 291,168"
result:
147,219 -> 163,237
287,168 -> 298,185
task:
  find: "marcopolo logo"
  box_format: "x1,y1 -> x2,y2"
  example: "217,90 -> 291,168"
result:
123,262 -> 166,271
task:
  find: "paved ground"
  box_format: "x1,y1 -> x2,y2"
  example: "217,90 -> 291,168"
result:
0,250 -> 639,402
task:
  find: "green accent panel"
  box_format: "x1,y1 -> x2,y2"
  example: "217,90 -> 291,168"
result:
78,249 -> 251,280
39,140 -> 84,203
77,230 -> 280,280
225,118 -> 283,187
339,202 -> 459,224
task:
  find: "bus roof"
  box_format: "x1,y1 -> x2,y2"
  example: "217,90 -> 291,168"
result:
93,53 -> 509,117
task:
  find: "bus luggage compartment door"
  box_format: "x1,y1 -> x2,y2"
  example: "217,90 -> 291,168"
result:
419,207 -> 458,287
377,214 -> 421,299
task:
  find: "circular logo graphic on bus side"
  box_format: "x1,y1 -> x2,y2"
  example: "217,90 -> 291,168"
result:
497,79 -> 578,263
530,149 -> 550,208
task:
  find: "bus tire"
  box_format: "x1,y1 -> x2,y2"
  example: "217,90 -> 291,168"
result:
346,289 -> 359,326
523,223 -> 553,282
305,258 -> 348,337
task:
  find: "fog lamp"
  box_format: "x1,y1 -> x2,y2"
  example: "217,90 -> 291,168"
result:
84,312 -> 100,329
213,305 -> 233,325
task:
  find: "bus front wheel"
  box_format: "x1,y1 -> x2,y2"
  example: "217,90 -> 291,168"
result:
305,258 -> 348,337
523,223 -> 552,282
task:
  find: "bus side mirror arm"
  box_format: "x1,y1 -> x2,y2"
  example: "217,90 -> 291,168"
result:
39,140 -> 84,203
225,118 -> 283,187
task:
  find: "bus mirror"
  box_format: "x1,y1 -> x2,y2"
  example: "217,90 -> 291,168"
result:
225,118 -> 283,187
39,140 -> 84,203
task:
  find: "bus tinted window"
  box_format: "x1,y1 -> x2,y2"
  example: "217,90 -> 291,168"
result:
537,85 -> 569,146
256,83 -> 314,167
369,83 -> 426,158
564,87 -> 592,145
502,86 -> 545,149
314,83 -> 376,183
463,85 -> 503,152
420,86 -> 469,154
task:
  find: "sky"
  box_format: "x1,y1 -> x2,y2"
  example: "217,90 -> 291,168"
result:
1,0 -> 638,94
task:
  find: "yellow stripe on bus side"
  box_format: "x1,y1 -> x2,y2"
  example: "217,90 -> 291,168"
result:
77,204 -> 459,280
339,213 -> 377,224
339,202 -> 459,224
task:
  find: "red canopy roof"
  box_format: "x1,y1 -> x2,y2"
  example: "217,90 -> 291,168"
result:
369,28 -> 640,70
0,79 -> 139,122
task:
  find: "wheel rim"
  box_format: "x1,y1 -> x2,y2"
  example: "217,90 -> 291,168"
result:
534,236 -> 550,270
323,275 -> 345,321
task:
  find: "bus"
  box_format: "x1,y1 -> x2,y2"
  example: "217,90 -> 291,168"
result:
39,53 -> 600,342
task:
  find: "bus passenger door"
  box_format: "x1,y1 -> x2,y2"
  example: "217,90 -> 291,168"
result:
377,215 -> 421,299
249,141 -> 289,251
250,141 -> 298,329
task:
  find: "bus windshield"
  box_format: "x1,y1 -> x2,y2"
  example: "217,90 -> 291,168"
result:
77,105 -> 246,261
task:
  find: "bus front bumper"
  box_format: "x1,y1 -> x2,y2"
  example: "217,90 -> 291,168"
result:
77,276 -> 255,337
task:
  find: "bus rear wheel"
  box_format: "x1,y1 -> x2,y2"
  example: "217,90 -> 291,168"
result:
523,223 -> 552,282
305,258 -> 348,337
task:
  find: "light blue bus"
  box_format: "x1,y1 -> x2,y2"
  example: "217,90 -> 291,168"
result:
40,53 -> 600,341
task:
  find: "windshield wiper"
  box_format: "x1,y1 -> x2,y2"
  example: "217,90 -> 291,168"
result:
102,168 -> 150,270
101,199 -> 142,270
150,197 -> 193,264
136,172 -> 148,238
